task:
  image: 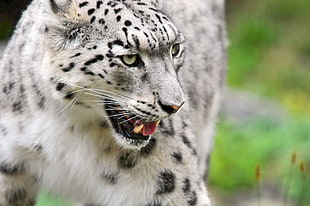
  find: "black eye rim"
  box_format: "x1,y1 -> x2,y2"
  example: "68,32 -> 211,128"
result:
171,43 -> 182,58
120,54 -> 145,67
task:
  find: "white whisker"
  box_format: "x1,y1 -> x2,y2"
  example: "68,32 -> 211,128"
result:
85,100 -> 126,106
92,88 -> 134,100
57,94 -> 79,115
119,115 -> 138,124
61,82 -> 129,101
105,108 -> 130,112
70,94 -> 80,110
84,92 -> 128,104
106,113 -> 131,118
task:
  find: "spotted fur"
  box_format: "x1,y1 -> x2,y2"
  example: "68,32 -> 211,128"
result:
0,0 -> 226,205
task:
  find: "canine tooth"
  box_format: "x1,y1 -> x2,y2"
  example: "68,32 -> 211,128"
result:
133,124 -> 144,134
156,121 -> 160,126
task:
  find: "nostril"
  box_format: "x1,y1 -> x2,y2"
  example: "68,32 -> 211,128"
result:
158,101 -> 185,114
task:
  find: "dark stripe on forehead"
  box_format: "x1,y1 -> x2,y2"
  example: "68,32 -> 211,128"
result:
162,25 -> 170,41
155,14 -> 163,24
132,34 -> 140,49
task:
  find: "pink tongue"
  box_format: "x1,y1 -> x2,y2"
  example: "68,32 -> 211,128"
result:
142,122 -> 158,136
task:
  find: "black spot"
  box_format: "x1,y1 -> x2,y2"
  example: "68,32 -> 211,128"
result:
32,84 -> 46,109
0,162 -> 24,175
19,84 -> 25,94
119,152 -> 137,169
12,101 -> 22,112
56,82 -> 66,91
155,14 -> 163,24
134,106 -> 157,117
112,39 -> 124,47
124,20 -> 132,26
64,92 -> 75,99
109,62 -> 118,67
140,138 -> 156,156
84,55 -> 104,66
181,134 -> 197,155
116,15 -> 121,22
98,74 -> 105,79
62,62 -> 75,72
70,53 -> 81,58
144,201 -> 162,206
96,0 -> 103,9
5,188 -> 27,203
106,51 -> 114,58
101,171 -> 118,184
79,1 -> 89,8
0,125 -> 8,136
137,101 -> 146,104
132,34 -> 140,49
187,191 -> 198,206
88,8 -> 96,15
156,170 -> 176,194
104,9 -> 109,15
90,16 -> 96,23
96,54 -> 104,60
114,8 -> 122,14
182,121 -> 188,128
182,178 -> 191,194
81,67 -> 95,76
34,144 -> 43,152
171,151 -> 183,163
2,82 -> 15,94
98,18 -> 105,24
140,72 -> 149,82
137,2 -> 147,5
159,119 -> 174,137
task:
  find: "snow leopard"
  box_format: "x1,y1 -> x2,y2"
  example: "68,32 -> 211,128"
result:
0,0 -> 227,205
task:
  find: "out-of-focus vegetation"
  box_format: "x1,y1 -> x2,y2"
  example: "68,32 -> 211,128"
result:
37,193 -> 71,206
209,0 -> 310,205
226,0 -> 310,115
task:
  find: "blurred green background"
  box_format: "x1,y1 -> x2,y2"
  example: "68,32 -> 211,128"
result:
209,0 -> 310,205
0,0 -> 309,205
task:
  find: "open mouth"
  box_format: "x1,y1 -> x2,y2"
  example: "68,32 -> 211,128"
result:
105,101 -> 160,141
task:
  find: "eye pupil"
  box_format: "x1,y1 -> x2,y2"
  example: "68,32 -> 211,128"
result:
122,54 -> 138,66
171,43 -> 181,58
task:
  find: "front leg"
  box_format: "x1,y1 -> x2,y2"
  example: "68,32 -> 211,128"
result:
0,163 -> 39,206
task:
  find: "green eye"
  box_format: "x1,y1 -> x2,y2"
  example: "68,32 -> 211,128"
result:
171,43 -> 181,58
121,54 -> 138,66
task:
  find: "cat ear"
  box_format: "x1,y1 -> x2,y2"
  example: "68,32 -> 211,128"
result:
50,0 -> 72,14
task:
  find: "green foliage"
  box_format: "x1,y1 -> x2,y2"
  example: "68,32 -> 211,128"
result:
218,0 -> 310,200
227,0 -> 310,115
209,117 -> 310,203
37,193 -> 71,206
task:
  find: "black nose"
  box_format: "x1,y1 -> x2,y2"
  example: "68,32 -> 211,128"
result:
158,101 -> 185,114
